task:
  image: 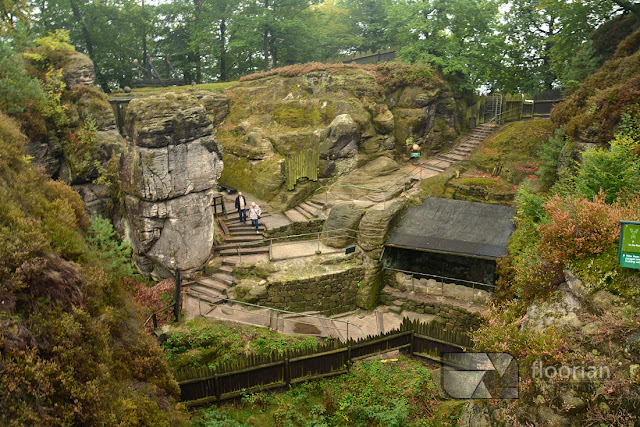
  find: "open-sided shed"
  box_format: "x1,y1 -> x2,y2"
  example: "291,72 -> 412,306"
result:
384,197 -> 515,285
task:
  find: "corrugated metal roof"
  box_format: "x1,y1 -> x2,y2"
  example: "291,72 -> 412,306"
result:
386,198 -> 515,259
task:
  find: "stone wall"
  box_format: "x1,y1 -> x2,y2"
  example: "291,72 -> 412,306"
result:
259,266 -> 364,315
380,286 -> 482,330
263,218 -> 324,240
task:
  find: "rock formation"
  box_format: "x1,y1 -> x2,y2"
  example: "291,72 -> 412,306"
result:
120,93 -> 224,278
216,65 -> 464,211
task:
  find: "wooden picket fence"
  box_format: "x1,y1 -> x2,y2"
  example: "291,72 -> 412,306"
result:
175,317 -> 473,406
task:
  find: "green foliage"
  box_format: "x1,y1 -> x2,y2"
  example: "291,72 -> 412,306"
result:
23,29 -> 75,69
195,356 -> 439,426
0,41 -> 47,116
87,215 -> 135,281
0,112 -> 185,425
575,136 -> 640,204
536,128 -> 566,187
162,318 -> 319,371
560,40 -> 601,94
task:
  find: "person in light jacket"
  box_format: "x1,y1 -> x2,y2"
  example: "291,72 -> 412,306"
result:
235,192 -> 247,223
248,202 -> 262,233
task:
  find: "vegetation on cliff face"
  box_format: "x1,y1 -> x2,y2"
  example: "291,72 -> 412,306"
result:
0,33 -> 187,425
551,27 -> 640,143
471,65 -> 640,422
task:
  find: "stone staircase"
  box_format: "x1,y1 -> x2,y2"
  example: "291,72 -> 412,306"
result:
421,122 -> 499,173
283,200 -> 325,223
183,214 -> 269,307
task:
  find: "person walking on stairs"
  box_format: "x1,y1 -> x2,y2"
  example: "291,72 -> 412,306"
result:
248,202 -> 262,233
235,192 -> 247,223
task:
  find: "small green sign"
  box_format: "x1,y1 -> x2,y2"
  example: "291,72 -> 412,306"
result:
619,221 -> 640,269
345,245 -> 356,255
411,152 -> 421,158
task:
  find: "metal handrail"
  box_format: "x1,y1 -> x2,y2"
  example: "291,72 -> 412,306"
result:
222,228 -> 359,262
144,303 -> 176,329
186,292 -> 365,341
383,267 -> 495,303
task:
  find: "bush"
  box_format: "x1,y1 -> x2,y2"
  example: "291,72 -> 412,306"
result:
536,128 -> 566,187
575,138 -> 640,204
87,215 -> 135,281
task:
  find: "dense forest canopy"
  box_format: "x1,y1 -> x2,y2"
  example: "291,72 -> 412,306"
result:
2,0 -> 640,92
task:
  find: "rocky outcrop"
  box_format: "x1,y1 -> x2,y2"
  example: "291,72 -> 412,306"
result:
26,51 -> 125,215
120,93 -> 223,278
322,204 -> 365,248
217,65 -> 464,210
320,114 -> 359,159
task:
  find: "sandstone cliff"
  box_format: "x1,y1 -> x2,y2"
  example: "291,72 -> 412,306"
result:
215,63 -> 466,211
119,93 -> 224,278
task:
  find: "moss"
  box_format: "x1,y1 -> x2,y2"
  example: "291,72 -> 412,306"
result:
219,156 -> 284,201
569,245 -> 640,302
272,101 -> 322,128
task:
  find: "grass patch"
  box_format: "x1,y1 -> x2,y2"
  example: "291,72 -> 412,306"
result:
162,318 -> 320,371
127,81 -> 238,94
469,120 -> 553,177
191,355 -> 448,427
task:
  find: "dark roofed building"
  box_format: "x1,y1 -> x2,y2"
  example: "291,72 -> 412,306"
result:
385,198 -> 515,286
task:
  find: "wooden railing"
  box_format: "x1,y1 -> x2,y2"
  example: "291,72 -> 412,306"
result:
175,317 -> 472,406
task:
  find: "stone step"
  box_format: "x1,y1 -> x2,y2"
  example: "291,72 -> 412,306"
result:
226,235 -> 264,242
217,241 -> 264,250
210,273 -> 234,286
284,209 -> 308,223
221,257 -> 238,267
184,289 -> 225,306
226,223 -> 266,232
220,246 -> 270,256
422,164 -> 447,173
294,206 -> 313,219
228,230 -> 266,237
298,202 -> 320,217
196,277 -> 229,293
304,200 -> 324,210
219,265 -> 233,274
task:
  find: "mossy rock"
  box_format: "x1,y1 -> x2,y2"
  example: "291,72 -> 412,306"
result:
62,129 -> 125,185
272,100 -> 323,128
393,108 -> 427,150
219,156 -> 284,202
66,85 -> 116,131
270,130 -> 320,156
232,262 -> 278,280
204,258 -> 222,275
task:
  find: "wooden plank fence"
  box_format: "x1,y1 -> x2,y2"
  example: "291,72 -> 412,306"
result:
175,317 -> 473,406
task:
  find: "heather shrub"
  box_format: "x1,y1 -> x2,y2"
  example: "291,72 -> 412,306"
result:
536,128 -> 566,187
537,193 -> 624,266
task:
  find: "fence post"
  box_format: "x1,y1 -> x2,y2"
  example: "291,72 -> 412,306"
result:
214,373 -> 221,403
285,357 -> 291,387
152,313 -> 158,329
409,330 -> 414,356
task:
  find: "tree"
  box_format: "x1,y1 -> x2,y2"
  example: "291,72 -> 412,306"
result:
386,0 -> 502,91
32,0 -> 149,90
339,0 -> 392,54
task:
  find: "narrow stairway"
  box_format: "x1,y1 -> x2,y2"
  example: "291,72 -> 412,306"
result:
183,210 -> 269,309
283,199 -> 325,223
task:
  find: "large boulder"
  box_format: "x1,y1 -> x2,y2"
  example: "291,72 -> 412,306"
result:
358,201 -> 407,252
320,114 -> 360,159
322,204 -> 365,248
121,93 -> 224,278
62,52 -> 95,87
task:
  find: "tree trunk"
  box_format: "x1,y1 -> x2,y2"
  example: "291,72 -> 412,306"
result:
263,0 -> 270,70
219,19 -> 227,81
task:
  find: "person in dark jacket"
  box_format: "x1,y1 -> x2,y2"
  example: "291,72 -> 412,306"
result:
235,192 -> 247,223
